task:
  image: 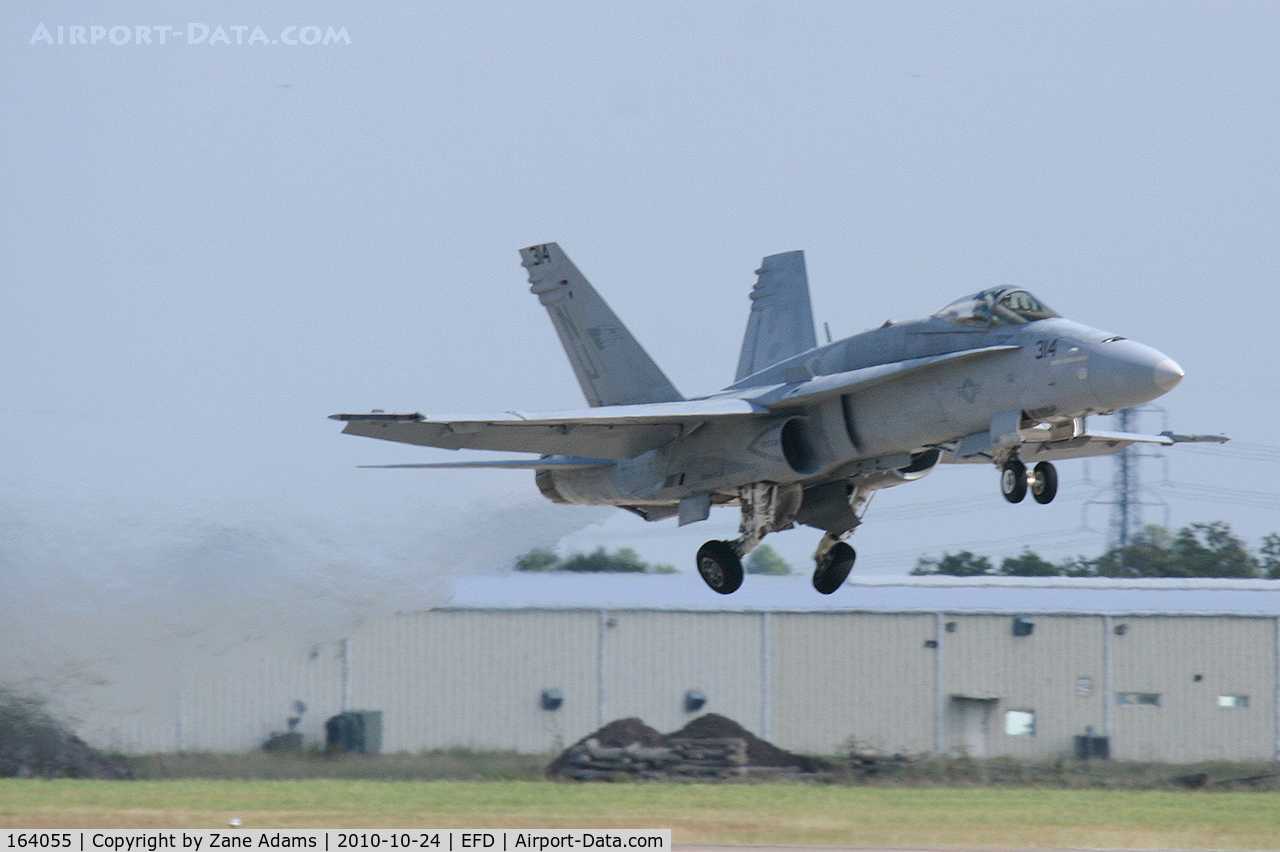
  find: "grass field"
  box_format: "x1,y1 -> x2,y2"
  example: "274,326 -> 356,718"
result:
3,779 -> 1280,848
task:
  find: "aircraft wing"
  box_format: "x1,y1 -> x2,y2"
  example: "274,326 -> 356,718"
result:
333,346 -> 1022,459
330,398 -> 763,459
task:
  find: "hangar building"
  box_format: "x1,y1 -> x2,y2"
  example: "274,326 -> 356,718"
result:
77,575 -> 1280,763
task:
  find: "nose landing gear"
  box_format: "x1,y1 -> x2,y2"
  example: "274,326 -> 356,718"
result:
1000,457 -> 1058,505
1000,459 -> 1028,503
1029,460 -> 1058,504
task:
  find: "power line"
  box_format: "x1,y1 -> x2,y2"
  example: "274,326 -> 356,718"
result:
872,483 -> 1091,522
1161,481 -> 1280,512
1175,441 -> 1280,465
858,525 -> 1099,572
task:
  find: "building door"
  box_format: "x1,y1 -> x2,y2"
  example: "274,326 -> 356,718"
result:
946,696 -> 995,757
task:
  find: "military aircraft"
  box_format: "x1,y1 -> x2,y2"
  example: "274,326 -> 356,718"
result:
333,243 -> 1223,594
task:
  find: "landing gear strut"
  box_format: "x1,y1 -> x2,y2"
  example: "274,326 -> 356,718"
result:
696,483 -> 801,595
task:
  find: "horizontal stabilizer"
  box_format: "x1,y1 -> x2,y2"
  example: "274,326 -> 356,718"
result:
331,397 -> 762,459
358,457 -> 613,470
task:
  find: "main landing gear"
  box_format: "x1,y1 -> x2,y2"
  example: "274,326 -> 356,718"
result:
1000,458 -> 1058,505
696,482 -> 864,596
697,535 -> 857,596
696,540 -> 744,595
812,536 -> 856,595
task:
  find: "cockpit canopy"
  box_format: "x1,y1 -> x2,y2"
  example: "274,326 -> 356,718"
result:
934,288 -> 1059,326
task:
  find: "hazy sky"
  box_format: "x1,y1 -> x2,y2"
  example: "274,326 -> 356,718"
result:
5,0 -> 1280,615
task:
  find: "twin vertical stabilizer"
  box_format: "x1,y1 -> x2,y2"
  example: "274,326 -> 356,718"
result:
521,243 -> 684,408
735,251 -> 818,381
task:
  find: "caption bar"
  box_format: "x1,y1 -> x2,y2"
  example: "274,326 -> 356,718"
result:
2,832 -> 670,852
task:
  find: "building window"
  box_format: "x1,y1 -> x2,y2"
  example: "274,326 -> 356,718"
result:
1004,709 -> 1035,736
1117,692 -> 1161,706
1218,695 -> 1249,708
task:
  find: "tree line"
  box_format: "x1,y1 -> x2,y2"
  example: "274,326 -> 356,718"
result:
912,521 -> 1280,579
514,522 -> 1280,579
514,543 -> 794,575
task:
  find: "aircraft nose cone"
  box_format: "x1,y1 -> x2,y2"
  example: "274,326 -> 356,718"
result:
1089,340 -> 1183,409
1154,357 -> 1184,392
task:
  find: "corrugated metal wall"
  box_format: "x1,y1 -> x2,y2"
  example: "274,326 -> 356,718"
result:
354,610 -> 600,753
1108,615 -> 1278,761
769,612 -> 936,754
64,609 -> 1280,762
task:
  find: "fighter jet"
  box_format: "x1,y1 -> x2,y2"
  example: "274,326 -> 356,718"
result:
333,243 -> 1223,594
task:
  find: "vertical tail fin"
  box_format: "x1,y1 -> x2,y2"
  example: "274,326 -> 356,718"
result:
734,250 -> 818,381
521,243 -> 684,408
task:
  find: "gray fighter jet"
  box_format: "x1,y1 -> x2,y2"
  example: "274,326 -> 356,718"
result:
333,243 -> 1223,594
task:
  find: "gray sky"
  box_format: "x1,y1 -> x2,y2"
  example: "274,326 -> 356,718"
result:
4,1 -> 1279,606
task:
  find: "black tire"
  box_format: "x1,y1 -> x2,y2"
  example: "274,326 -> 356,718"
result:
696,540 -> 744,594
1001,459 -> 1028,504
1031,461 -> 1059,504
813,541 -> 856,595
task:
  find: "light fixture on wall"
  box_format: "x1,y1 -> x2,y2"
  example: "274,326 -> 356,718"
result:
540,689 -> 563,711
684,690 -> 707,713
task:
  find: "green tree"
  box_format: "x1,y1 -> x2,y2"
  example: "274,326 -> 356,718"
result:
999,549 -> 1060,576
559,547 -> 648,573
514,547 -> 560,572
1261,533 -> 1280,580
1172,521 -> 1259,578
745,543 -> 792,575
911,551 -> 993,576
517,546 -> 669,573
1093,525 -> 1179,577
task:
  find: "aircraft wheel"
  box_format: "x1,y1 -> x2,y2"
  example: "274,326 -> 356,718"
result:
813,541 -> 856,595
696,540 -> 744,595
1030,461 -> 1058,505
1000,459 -> 1028,504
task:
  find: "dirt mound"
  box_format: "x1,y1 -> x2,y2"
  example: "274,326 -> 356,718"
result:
671,713 -> 831,774
584,717 -> 669,749
547,713 -> 830,781
0,688 -> 134,779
